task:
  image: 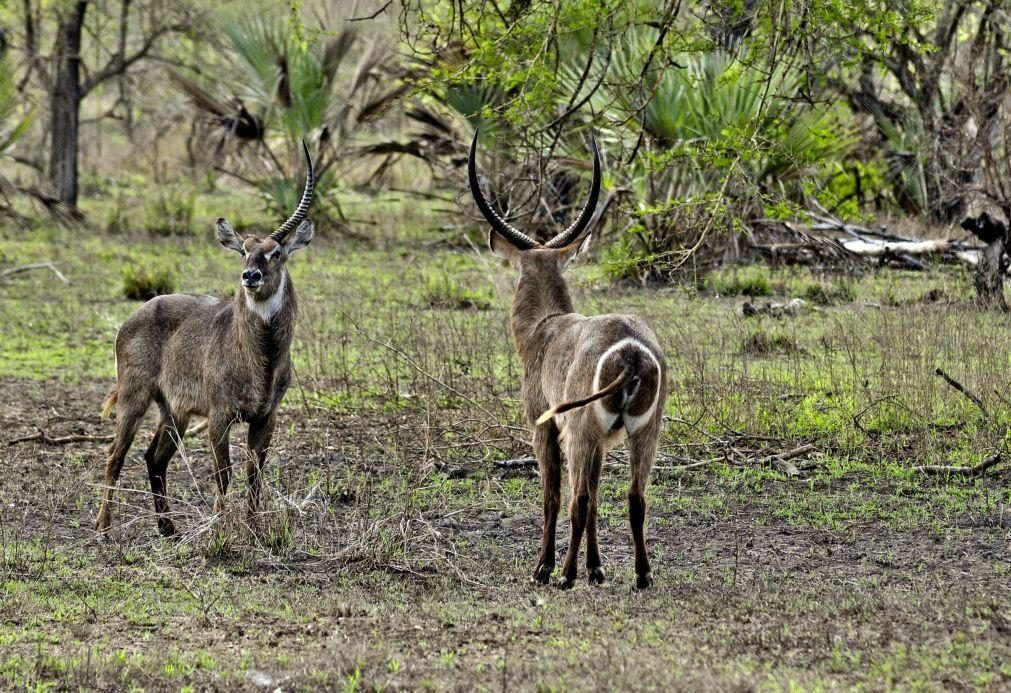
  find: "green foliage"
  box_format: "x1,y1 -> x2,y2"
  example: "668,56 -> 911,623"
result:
177,11 -> 397,221
739,327 -> 801,356
706,267 -> 773,297
0,55 -> 33,160
122,266 -> 176,301
802,281 -> 855,306
421,272 -> 493,310
144,186 -> 196,236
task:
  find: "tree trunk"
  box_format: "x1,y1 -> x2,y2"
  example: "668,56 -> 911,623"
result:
974,238 -> 1007,312
48,2 -> 87,207
961,214 -> 1008,312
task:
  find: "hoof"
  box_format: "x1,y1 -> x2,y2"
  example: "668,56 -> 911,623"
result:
557,574 -> 577,590
587,567 -> 606,585
158,518 -> 177,538
532,563 -> 554,584
635,572 -> 653,590
95,513 -> 111,535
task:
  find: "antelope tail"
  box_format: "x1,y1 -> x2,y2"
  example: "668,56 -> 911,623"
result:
535,369 -> 631,426
101,389 -> 119,419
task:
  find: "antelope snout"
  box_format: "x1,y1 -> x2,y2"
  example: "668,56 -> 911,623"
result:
241,268 -> 263,288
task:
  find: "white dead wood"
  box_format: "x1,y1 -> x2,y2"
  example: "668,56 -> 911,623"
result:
0,261 -> 69,283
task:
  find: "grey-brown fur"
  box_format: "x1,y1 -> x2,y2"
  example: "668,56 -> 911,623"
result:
96,215 -> 314,537
471,132 -> 667,587
493,236 -> 668,588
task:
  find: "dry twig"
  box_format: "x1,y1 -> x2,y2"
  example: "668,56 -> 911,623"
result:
744,443 -> 817,477
934,367 -> 989,419
0,262 -> 69,283
7,420 -> 208,447
913,452 -> 1003,478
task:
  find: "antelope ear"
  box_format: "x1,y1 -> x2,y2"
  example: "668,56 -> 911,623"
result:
284,219 -> 314,255
556,233 -> 592,269
216,218 -> 244,254
489,228 -> 523,267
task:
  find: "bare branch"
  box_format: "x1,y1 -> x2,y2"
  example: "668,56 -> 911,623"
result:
913,453 -> 1003,477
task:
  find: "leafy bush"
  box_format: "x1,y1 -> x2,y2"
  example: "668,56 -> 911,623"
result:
143,187 -> 196,236
422,272 -> 493,310
123,266 -> 177,301
802,281 -> 855,306
740,328 -> 801,355
706,267 -> 773,297
174,12 -> 402,221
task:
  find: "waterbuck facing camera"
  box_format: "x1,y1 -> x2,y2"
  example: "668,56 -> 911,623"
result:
96,142 -> 316,537
469,132 -> 668,589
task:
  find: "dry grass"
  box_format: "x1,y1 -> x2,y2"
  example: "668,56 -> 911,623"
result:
1,202 -> 1010,688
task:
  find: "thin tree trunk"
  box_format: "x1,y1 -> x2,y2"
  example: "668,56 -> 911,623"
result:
975,238 -> 1007,312
48,1 -> 87,207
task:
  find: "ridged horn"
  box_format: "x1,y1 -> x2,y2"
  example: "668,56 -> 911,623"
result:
270,139 -> 314,243
544,133 -> 601,248
468,130 -> 540,251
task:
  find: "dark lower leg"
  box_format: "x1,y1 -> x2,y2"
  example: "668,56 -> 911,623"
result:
585,454 -> 604,584
629,489 -> 651,588
560,490 -> 589,588
145,417 -> 187,537
533,428 -> 561,584
585,500 -> 604,583
245,417 -> 275,522
208,419 -> 232,514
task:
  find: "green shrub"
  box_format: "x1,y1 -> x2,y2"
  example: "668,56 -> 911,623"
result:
105,196 -> 129,234
706,268 -> 773,297
144,187 -> 196,236
422,273 -> 493,310
740,328 -> 801,355
802,281 -> 856,305
122,266 -> 176,301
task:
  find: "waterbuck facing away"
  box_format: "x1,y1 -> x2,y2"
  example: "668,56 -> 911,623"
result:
469,133 -> 668,588
96,143 -> 315,537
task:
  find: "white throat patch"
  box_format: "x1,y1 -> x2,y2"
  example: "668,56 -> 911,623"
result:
246,272 -> 286,322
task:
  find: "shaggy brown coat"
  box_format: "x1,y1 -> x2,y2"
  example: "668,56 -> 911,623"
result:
95,220 -> 313,537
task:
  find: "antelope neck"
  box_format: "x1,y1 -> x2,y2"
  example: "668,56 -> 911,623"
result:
510,270 -> 574,350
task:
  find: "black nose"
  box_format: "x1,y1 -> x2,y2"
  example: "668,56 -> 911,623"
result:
242,269 -> 262,285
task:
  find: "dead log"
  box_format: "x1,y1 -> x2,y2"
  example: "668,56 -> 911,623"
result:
913,452 -> 1002,478
839,238 -> 954,257
960,213 -> 1008,311
742,298 -> 806,318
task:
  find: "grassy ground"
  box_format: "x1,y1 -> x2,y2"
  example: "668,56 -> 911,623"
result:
1,191 -> 1010,690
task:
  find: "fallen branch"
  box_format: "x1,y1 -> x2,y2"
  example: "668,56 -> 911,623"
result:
913,452 -> 1002,477
7,420 -> 208,447
494,457 -> 538,469
934,367 -> 988,419
0,262 -> 69,283
744,443 -> 817,477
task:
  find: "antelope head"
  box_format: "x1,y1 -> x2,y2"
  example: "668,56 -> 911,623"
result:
215,141 -> 316,305
469,131 -> 601,273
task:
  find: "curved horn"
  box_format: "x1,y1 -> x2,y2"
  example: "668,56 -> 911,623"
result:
468,130 -> 540,251
544,133 -> 601,248
270,139 -> 315,243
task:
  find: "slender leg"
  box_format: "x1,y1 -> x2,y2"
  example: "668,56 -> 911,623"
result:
207,415 -> 234,515
628,433 -> 658,589
95,394 -> 147,534
584,450 -> 605,584
245,415 -> 275,525
532,423 -> 562,584
144,411 -> 189,537
559,438 -> 600,589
